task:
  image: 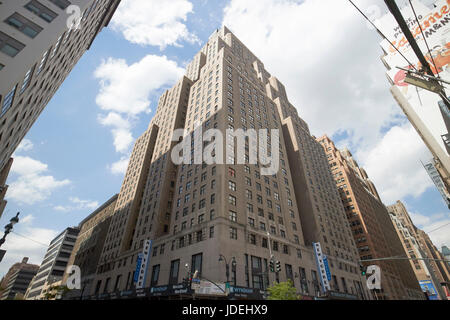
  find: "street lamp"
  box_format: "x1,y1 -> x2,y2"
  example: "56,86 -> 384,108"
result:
0,212 -> 20,248
219,254 -> 236,285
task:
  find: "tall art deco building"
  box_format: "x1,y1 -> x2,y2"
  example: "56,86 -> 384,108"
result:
91,27 -> 369,299
0,0 -> 121,218
317,136 -> 424,300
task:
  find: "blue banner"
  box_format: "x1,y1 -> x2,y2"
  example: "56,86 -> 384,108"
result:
133,253 -> 143,283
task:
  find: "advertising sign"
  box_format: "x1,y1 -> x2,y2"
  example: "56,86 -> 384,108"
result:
419,280 -> 439,300
312,242 -> 331,292
323,255 -> 332,282
374,0 -> 450,158
136,239 -> 152,289
194,280 -> 227,296
133,253 -> 143,283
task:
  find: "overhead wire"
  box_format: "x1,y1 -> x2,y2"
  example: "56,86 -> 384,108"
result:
347,0 -> 419,72
408,0 -> 440,78
11,230 -> 49,247
426,222 -> 450,234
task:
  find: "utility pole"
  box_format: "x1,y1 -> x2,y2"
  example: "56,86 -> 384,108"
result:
383,0 -> 450,110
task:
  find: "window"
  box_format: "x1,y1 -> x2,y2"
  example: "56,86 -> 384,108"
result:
270,226 -> 276,235
0,31 -> 25,57
228,210 -> 238,222
48,0 -> 71,10
229,180 -> 236,191
230,227 -> 238,239
151,265 -> 160,287
169,260 -> 180,285
103,277 -> 111,293
1,84 -> 17,116
5,13 -> 43,38
191,253 -> 203,276
262,238 -> 268,248
25,1 -> 58,22
209,226 -> 214,238
228,167 -> 236,177
20,65 -> 35,95
249,234 -> 256,245
36,50 -> 49,75
285,264 -> 293,282
228,195 -> 236,206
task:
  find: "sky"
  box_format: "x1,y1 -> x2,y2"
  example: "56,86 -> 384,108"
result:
1,0 -> 449,277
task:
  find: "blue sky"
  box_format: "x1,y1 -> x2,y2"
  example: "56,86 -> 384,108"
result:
0,0 -> 448,277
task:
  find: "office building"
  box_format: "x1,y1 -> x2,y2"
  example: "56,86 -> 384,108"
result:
387,200 -> 450,299
0,0 -> 120,203
442,246 -> 450,266
61,194 -> 118,299
25,226 -> 79,299
0,257 -> 39,300
0,157 -> 12,218
317,136 -> 424,300
90,26 -> 368,300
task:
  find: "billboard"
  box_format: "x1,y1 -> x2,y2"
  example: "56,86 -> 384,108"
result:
134,239 -> 152,289
312,242 -> 331,293
419,280 -> 439,300
374,0 -> 450,159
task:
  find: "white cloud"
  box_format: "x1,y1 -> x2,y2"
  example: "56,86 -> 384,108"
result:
111,0 -> 199,49
15,139 -> 33,153
20,214 -> 35,225
222,0 -> 434,203
94,55 -> 184,171
7,156 -> 71,205
53,197 -> 99,212
109,157 -> 130,176
409,211 -> 450,248
358,122 -> 433,204
0,216 -> 59,278
98,112 -> 133,154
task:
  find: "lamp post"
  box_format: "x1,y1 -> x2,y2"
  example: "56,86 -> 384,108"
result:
219,254 -> 236,286
0,212 -> 20,248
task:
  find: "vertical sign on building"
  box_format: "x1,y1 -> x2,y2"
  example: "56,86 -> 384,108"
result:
136,240 -> 152,289
323,255 -> 332,282
133,253 -> 143,284
313,242 -> 331,293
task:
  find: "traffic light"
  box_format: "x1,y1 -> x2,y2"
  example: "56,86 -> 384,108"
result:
276,261 -> 281,273
360,264 -> 366,276
182,277 -> 189,286
269,260 -> 275,272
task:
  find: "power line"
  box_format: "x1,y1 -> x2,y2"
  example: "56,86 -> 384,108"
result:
347,0 -> 418,72
426,222 -> 450,234
11,231 -> 48,248
408,0 -> 440,79
360,255 -> 449,263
